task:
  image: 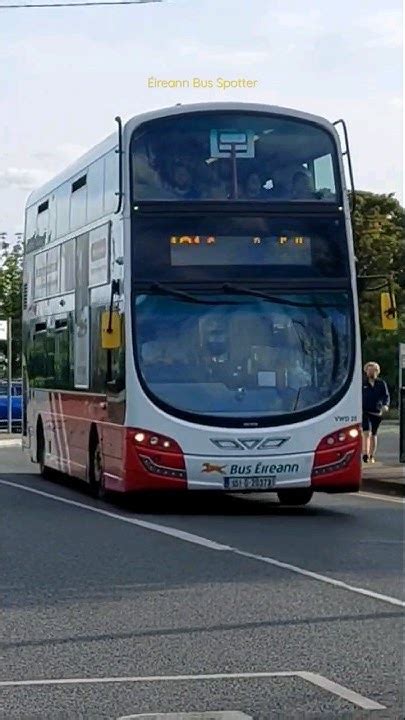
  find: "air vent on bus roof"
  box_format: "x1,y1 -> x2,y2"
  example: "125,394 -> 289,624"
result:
71,175 -> 87,193
38,200 -> 49,214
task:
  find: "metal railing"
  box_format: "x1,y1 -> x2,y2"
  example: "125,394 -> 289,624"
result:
0,379 -> 22,434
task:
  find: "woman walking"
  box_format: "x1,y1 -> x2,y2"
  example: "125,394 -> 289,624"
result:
362,361 -> 390,463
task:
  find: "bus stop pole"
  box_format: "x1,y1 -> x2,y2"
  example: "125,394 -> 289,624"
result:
7,316 -> 12,434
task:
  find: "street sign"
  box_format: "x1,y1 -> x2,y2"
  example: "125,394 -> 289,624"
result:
0,320 -> 8,341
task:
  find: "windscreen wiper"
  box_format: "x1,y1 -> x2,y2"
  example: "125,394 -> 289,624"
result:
292,385 -> 304,411
222,283 -> 345,312
145,283 -> 236,305
143,282 -> 345,313
222,283 -> 323,310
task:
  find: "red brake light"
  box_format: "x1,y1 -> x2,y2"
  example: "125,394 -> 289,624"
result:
312,424 -> 361,479
317,425 -> 361,451
133,428 -> 182,454
131,428 -> 186,480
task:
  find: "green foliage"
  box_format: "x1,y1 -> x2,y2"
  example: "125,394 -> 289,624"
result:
0,245 -> 22,315
362,330 -> 402,404
0,243 -> 23,378
352,191 -> 405,403
353,191 -> 404,283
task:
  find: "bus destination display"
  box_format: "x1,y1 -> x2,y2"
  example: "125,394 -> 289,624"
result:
170,235 -> 312,266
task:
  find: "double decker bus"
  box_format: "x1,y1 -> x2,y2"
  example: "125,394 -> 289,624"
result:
23,102 -> 364,505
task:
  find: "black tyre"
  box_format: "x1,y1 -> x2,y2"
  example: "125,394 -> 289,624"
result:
277,488 -> 313,506
89,439 -> 106,499
37,422 -> 52,479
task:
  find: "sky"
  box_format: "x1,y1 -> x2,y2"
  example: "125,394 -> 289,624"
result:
0,0 -> 403,239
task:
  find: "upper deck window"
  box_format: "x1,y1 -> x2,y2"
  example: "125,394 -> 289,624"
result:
38,200 -> 49,214
70,174 -> 88,230
131,112 -> 340,202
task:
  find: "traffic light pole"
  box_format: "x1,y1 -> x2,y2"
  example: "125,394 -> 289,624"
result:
400,387 -> 405,464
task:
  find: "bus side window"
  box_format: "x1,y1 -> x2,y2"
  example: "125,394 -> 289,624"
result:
25,205 -> 36,247
46,327 -> 56,387
91,307 -> 108,393
37,200 -> 50,244
54,315 -> 74,389
55,182 -> 70,239
28,324 -> 47,387
104,150 -> 119,214
87,158 -> 104,222
108,321 -> 125,393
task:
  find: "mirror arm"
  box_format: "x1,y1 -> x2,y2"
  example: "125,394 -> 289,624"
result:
387,276 -> 398,320
357,274 -> 393,293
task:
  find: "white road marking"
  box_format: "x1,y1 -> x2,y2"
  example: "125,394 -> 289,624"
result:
0,671 -> 295,687
0,478 -> 404,609
119,714 -> 252,719
232,548 -> 405,607
355,491 -> 405,505
0,439 -> 22,447
359,539 -> 404,544
0,670 -> 386,710
298,672 -> 386,710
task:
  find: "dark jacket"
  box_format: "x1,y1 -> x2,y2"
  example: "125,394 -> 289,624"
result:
362,377 -> 390,414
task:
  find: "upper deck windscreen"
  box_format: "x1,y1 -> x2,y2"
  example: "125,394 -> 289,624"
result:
131,112 -> 340,202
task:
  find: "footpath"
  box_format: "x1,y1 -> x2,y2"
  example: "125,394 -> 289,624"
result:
361,463 -> 404,496
0,433 -> 22,446
361,420 -> 404,497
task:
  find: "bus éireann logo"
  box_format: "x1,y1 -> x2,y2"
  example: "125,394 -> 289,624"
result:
202,462 -> 227,475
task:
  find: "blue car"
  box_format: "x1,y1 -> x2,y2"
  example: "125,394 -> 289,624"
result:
0,381 -> 22,430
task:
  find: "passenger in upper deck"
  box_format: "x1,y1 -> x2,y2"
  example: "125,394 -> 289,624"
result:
243,172 -> 268,199
171,161 -> 200,199
291,170 -> 316,200
264,170 -> 289,200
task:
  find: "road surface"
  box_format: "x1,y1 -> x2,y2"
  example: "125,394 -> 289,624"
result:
0,446 -> 403,719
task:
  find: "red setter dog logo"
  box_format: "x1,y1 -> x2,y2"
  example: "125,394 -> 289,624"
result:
201,462 -> 227,474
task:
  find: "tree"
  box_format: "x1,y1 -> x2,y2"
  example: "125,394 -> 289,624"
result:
0,243 -> 23,378
352,191 -> 405,404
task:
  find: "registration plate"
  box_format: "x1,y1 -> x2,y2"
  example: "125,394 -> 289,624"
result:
224,476 -> 276,490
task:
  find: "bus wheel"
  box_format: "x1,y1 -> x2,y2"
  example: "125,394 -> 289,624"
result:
277,488 -> 313,506
37,422 -> 51,479
89,439 -> 106,499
